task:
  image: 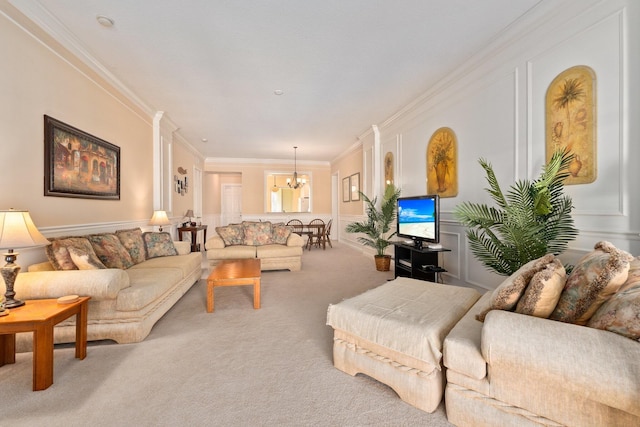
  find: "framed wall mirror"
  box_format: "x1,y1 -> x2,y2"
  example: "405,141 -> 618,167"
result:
265,172 -> 312,213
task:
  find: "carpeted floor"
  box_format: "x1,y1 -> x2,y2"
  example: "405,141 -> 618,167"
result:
3,243 -> 453,426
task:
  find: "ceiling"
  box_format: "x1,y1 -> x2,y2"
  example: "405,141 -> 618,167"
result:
8,0 -> 541,162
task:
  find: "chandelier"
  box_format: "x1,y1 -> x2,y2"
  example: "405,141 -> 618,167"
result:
287,146 -> 306,189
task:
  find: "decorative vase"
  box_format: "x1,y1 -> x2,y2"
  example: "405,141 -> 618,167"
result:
375,255 -> 391,272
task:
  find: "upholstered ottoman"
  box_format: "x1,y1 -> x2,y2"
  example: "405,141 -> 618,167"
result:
326,277 -> 480,413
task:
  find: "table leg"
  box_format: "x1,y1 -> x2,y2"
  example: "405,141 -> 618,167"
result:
0,333 -> 16,366
254,278 -> 261,309
207,280 -> 215,312
33,324 -> 54,391
75,301 -> 88,360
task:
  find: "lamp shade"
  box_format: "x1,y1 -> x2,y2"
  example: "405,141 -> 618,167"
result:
184,209 -> 194,218
149,210 -> 171,226
0,210 -> 49,250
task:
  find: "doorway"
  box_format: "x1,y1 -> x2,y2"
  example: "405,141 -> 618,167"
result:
221,183 -> 242,225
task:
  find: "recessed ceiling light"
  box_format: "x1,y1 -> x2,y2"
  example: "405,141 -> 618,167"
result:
274,90 -> 284,96
96,15 -> 115,27
201,138 -> 208,143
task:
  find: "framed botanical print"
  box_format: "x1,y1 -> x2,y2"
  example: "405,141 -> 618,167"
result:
342,176 -> 350,202
350,173 -> 360,201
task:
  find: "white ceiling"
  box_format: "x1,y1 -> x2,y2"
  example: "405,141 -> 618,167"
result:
9,0 -> 541,162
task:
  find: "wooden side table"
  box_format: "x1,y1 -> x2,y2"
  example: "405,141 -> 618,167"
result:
178,225 -> 208,252
0,297 -> 90,391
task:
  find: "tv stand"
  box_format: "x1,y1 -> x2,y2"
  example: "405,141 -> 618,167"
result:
393,242 -> 450,283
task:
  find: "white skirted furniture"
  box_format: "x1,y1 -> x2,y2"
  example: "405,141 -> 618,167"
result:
326,277 -> 481,413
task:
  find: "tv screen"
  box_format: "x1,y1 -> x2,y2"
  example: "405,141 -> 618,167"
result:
397,195 -> 440,247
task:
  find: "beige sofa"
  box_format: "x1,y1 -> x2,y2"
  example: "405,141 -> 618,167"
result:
205,221 -> 305,271
9,231 -> 202,351
444,292 -> 640,426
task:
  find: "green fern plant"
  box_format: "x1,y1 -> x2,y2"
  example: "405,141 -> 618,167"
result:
453,148 -> 578,276
346,184 -> 401,256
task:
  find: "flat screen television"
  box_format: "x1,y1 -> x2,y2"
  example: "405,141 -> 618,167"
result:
396,194 -> 440,249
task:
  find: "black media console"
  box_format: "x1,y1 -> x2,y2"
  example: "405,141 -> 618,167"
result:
392,241 -> 450,282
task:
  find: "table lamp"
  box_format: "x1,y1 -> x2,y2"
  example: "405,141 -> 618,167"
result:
184,209 -> 195,226
0,209 -> 50,308
149,210 -> 171,232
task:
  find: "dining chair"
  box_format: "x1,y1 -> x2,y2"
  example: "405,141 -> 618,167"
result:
306,218 -> 325,250
286,219 -> 304,235
324,218 -> 333,248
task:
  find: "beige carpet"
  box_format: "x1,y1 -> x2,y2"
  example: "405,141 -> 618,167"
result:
3,243 -> 453,426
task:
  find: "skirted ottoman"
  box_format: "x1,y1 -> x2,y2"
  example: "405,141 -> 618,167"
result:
326,277 -> 480,413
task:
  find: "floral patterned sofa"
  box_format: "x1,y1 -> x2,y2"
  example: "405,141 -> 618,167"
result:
9,228 -> 202,350
205,221 -> 305,271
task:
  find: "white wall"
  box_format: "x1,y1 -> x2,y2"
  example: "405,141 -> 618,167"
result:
358,0 -> 639,290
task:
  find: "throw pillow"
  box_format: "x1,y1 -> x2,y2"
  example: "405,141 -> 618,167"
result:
550,241 -> 634,325
618,257 -> 640,292
215,223 -> 244,246
270,222 -> 292,245
476,254 -> 555,322
242,221 -> 273,246
68,246 -> 106,270
116,228 -> 146,264
88,233 -> 135,269
515,258 -> 566,318
45,237 -> 97,271
143,232 -> 178,259
587,272 -> 640,340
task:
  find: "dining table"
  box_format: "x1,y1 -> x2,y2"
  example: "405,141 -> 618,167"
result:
301,222 -> 326,250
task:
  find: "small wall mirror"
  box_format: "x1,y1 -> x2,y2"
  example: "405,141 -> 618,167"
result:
265,172 -> 312,213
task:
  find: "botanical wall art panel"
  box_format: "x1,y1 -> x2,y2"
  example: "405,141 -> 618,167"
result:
545,65 -> 597,184
384,151 -> 394,188
426,127 -> 458,197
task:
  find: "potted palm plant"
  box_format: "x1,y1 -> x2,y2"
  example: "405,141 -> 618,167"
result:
453,148 -> 578,276
346,184 -> 401,271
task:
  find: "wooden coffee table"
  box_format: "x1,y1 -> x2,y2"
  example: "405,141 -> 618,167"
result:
0,296 -> 90,391
207,259 -> 261,312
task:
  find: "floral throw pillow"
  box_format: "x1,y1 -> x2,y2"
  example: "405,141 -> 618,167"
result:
45,237 -> 98,271
215,224 -> 244,246
476,254 -> 555,322
88,233 -> 135,269
550,241 -> 634,325
270,222 -> 292,245
68,247 -> 106,270
515,258 -> 566,318
242,221 -> 273,246
116,228 -> 146,264
143,232 -> 178,259
588,258 -> 640,340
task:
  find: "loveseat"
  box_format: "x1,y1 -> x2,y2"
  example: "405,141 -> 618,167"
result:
10,228 -> 202,351
205,221 -> 305,271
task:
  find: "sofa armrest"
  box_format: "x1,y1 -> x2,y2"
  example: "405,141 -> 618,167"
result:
286,232 -> 304,247
15,269 -> 131,301
482,310 -> 640,416
205,235 -> 226,250
173,240 -> 191,255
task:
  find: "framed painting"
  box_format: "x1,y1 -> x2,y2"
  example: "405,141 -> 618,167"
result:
426,127 -> 458,197
384,151 -> 394,188
44,115 -> 120,200
342,176 -> 350,202
350,173 -> 361,201
545,65 -> 597,185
